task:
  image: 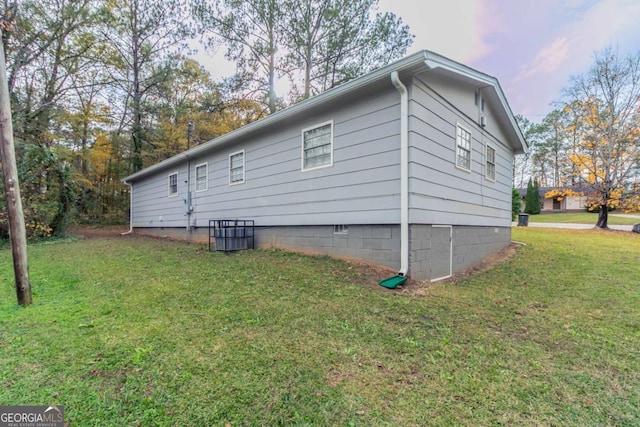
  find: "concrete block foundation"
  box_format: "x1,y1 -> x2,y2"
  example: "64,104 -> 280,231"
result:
134,223 -> 511,281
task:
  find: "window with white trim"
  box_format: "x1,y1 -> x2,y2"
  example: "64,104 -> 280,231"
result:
456,124 -> 472,171
195,163 -> 208,191
168,172 -> 178,197
486,146 -> 496,181
229,150 -> 245,184
302,121 -> 333,171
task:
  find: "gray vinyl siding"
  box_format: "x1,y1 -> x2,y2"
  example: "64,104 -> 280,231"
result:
131,66 -> 518,231
407,76 -> 514,227
132,165 -> 189,227
131,88 -> 402,228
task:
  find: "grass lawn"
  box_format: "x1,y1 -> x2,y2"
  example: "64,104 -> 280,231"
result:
526,211 -> 640,225
1,229 -> 639,426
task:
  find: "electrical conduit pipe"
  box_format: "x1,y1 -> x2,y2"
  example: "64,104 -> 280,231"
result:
121,181 -> 133,235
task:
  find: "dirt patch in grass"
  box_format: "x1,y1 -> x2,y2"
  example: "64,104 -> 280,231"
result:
337,258 -> 411,292
70,226 -> 130,239
444,242 -> 520,284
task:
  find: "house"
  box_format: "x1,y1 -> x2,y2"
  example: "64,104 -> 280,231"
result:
518,186 -> 590,213
122,50 -> 527,281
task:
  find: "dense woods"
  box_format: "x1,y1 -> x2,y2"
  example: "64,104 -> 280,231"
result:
0,0 -> 413,239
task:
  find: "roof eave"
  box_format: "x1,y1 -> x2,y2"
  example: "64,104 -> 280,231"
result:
123,49 -> 528,183
423,52 -> 528,155
123,51 -> 431,183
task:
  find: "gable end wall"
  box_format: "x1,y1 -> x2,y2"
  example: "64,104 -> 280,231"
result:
407,74 -> 514,227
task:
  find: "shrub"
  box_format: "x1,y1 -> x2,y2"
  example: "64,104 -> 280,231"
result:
512,188 -> 522,220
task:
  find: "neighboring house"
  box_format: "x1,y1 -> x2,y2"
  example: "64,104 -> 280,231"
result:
518,186 -> 590,213
123,50 -> 527,281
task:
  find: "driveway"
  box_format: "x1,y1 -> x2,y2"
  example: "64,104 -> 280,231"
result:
512,222 -> 635,231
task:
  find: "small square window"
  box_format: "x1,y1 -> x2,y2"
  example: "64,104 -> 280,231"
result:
456,124 -> 472,171
229,151 -> 245,185
302,121 -> 333,171
486,146 -> 496,181
333,225 -> 348,234
168,172 -> 178,197
195,163 -> 208,192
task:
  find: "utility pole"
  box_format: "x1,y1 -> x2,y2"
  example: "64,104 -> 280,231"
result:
0,30 -> 32,306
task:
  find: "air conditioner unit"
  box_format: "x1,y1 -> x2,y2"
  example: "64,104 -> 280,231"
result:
480,116 -> 487,127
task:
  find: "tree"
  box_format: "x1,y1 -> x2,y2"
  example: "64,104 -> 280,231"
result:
103,0 -> 193,172
197,0 -> 414,108
513,114 -> 535,188
5,0 -> 97,147
2,0 -> 100,237
538,110 -> 573,187
532,179 -> 541,214
562,47 -> 640,228
524,178 -> 540,214
0,13 -> 31,305
193,0 -> 285,114
512,187 -> 522,220
282,0 -> 413,99
514,113 -> 572,189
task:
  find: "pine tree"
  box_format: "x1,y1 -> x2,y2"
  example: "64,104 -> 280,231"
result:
524,178 -> 534,214
512,188 -> 522,220
531,179 -> 541,214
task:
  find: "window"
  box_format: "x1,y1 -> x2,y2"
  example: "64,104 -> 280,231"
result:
333,224 -> 348,235
456,124 -> 472,171
195,163 -> 208,192
168,172 -> 178,197
486,146 -> 496,181
229,150 -> 245,184
302,121 -> 333,171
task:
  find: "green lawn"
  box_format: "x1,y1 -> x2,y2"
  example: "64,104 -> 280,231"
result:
526,211 -> 640,225
1,230 -> 639,426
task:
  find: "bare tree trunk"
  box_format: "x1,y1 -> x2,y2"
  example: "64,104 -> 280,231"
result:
304,53 -> 311,99
0,34 -> 32,306
595,205 -> 608,229
267,49 -> 276,113
130,0 -> 144,172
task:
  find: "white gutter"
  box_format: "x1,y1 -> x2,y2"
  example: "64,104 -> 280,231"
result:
121,181 -> 133,235
390,71 -> 409,277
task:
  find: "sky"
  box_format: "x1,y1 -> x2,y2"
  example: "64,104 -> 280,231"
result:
377,0 -> 640,120
195,0 -> 640,123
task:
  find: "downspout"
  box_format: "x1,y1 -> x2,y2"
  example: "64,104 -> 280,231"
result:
186,122 -> 194,232
121,181 -> 133,235
391,71 -> 409,277
186,157 -> 191,232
